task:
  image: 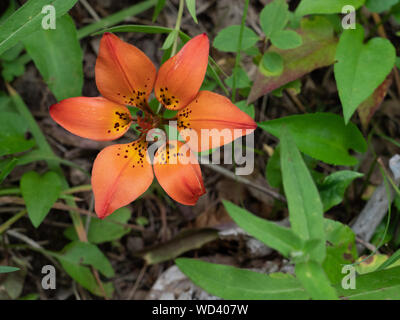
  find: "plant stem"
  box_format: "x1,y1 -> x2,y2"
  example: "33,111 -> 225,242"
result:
0,210 -> 27,235
171,0 -> 185,57
231,0 -> 250,103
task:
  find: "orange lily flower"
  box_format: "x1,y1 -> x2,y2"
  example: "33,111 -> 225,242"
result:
50,32 -> 256,219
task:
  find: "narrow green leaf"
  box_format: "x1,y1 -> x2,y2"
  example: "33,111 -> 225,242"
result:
20,171 -> 62,228
295,260 -> 339,300
0,158 -> 18,184
161,29 -> 178,50
334,26 -> 395,123
152,0 -> 166,22
185,0 -> 198,23
0,266 -> 20,274
280,128 -> 325,262
176,258 -> 309,299
259,113 -> 367,166
223,201 -> 303,257
377,249 -> 400,271
0,0 -> 78,55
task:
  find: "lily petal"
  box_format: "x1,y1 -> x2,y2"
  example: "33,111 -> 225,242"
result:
95,32 -> 156,109
92,140 -> 153,218
50,97 -> 132,141
154,33 -> 209,110
176,91 -> 257,152
154,140 -> 205,205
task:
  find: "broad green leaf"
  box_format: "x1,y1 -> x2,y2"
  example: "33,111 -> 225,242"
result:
64,207 -> 131,244
176,258 -> 310,299
0,112 -> 35,157
58,241 -> 114,278
0,0 -> 16,25
259,113 -> 367,166
0,0 -> 78,56
213,25 -> 259,52
0,266 -> 20,274
1,59 -> 25,82
235,101 -> 255,119
260,52 -> 283,77
23,15 -> 83,100
248,16 -> 337,102
295,260 -> 338,300
270,30 -> 303,50
336,266 -> 400,299
319,171 -> 364,211
334,26 -> 395,123
185,0 -> 198,23
260,0 -> 289,38
225,69 -> 251,88
223,201 -> 303,257
20,171 -> 62,228
323,219 -> 358,284
365,0 -> 399,13
296,0 -> 365,15
280,128 -> 325,263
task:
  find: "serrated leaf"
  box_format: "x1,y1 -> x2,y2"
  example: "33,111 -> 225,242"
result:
334,26 -> 395,123
259,113 -> 367,166
176,258 -> 310,299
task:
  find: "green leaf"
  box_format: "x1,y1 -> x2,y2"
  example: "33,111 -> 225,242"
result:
0,112 -> 35,157
378,249 -> 400,271
20,171 -> 62,228
280,128 -> 325,263
334,26 -> 396,123
249,16 -> 337,102
1,59 -> 25,82
161,29 -> 178,50
260,52 -> 284,77
260,0 -> 289,38
0,266 -> 20,274
0,0 -> 16,25
296,0 -> 365,15
0,158 -> 18,184
235,101 -> 255,119
152,0 -> 166,22
213,25 -> 259,52
223,201 -> 304,257
336,266 -> 400,299
323,219 -> 358,284
259,113 -> 367,166
295,260 -> 338,300
176,258 -> 309,299
64,207 -> 131,244
265,144 -> 282,188
225,68 -> 251,89
22,15 -> 83,100
319,171 -> 364,211
356,254 -> 400,274
365,0 -> 399,13
270,30 -> 303,49
185,0 -> 198,23
0,0 -> 78,56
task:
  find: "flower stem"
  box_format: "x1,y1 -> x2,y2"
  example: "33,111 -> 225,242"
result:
231,0 -> 250,103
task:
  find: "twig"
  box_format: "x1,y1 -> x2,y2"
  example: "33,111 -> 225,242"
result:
204,164 -> 286,202
79,0 -> 101,21
127,265 -> 147,300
